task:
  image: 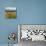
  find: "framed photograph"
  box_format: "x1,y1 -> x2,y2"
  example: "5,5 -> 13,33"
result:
5,7 -> 16,19
18,24 -> 46,41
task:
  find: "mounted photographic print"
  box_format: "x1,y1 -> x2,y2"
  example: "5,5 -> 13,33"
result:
18,24 -> 46,42
5,7 -> 16,19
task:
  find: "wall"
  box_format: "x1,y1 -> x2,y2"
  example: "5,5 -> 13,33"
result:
0,0 -> 46,44
16,0 -> 46,24
0,0 -> 18,44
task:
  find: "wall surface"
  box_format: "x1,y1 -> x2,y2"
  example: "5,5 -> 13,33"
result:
17,0 -> 46,24
0,0 -> 18,44
0,0 -> 46,44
